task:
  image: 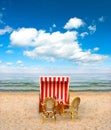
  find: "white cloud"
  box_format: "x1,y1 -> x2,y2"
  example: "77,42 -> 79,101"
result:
0,60 -> 2,64
98,16 -> 104,22
10,27 -> 108,65
80,32 -> 88,38
49,27 -> 52,32
10,28 -> 78,46
10,28 -> 38,46
44,57 -> 55,62
6,50 -> 13,54
93,47 -> 99,52
49,24 -> 56,32
6,62 -> 13,66
0,66 -> 38,74
0,26 -> 13,35
17,60 -> 22,64
0,65 -> 111,74
88,25 -> 96,34
64,17 -> 85,30
52,24 -> 56,28
16,60 -> 23,66
23,30 -> 79,61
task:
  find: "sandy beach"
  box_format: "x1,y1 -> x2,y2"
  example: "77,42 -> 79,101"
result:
0,91 -> 111,130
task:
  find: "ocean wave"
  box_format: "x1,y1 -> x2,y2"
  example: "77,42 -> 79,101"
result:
0,73 -> 111,91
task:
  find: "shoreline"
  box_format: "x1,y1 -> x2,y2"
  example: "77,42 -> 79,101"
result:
0,88 -> 111,92
0,90 -> 111,93
1,90 -> 111,94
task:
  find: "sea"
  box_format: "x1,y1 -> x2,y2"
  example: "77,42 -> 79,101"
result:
0,72 -> 111,91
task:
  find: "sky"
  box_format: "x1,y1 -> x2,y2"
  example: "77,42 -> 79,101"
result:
0,0 -> 111,73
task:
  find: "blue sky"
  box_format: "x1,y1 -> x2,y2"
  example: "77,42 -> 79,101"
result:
0,0 -> 111,73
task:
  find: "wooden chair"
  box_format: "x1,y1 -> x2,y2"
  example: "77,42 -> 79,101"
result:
39,76 -> 70,112
41,97 -> 56,123
63,97 -> 81,121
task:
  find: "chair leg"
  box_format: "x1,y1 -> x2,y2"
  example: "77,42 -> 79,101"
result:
62,113 -> 65,119
42,116 -> 44,124
76,111 -> 78,118
71,112 -> 74,121
77,112 -> 81,120
71,114 -> 74,121
54,116 -> 56,123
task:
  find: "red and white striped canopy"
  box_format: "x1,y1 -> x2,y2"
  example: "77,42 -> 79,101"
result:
40,76 -> 70,104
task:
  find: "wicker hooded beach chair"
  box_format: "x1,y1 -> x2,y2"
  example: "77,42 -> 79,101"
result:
63,97 -> 81,121
39,76 -> 70,112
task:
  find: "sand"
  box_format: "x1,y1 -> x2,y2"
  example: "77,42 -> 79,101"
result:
0,91 -> 111,130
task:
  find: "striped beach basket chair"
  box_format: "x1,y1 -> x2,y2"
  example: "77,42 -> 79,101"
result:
39,76 -> 70,112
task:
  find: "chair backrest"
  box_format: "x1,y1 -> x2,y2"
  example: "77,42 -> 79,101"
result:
40,76 -> 70,104
71,97 -> 80,110
43,97 -> 55,111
